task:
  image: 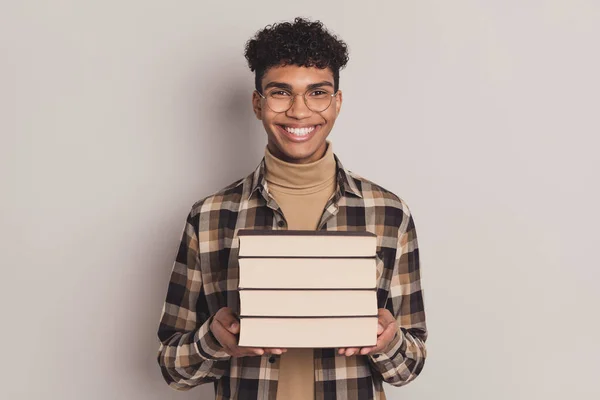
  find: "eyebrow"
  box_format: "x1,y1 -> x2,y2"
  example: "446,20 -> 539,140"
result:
263,80 -> 334,92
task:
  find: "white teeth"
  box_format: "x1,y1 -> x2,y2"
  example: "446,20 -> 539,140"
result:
284,126 -> 316,136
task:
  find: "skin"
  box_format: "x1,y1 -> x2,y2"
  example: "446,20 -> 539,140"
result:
251,64 -> 342,165
338,308 -> 399,357
210,65 -> 398,357
210,307 -> 285,357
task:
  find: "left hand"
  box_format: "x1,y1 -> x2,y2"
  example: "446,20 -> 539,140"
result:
337,308 -> 398,357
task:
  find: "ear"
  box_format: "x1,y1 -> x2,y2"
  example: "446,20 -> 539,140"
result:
252,90 -> 263,120
334,89 -> 343,117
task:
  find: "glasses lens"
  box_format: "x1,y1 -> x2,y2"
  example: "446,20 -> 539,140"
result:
266,90 -> 293,112
305,89 -> 334,112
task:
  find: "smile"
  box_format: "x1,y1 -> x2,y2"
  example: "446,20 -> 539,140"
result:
277,124 -> 321,142
284,125 -> 316,136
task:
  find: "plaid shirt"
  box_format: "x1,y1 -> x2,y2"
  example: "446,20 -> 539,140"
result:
156,152 -> 428,399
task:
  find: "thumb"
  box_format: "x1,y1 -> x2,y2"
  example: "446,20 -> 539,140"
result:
229,321 -> 240,334
216,308 -> 240,334
377,323 -> 385,335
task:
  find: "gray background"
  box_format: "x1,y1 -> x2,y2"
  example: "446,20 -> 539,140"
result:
1,1 -> 599,399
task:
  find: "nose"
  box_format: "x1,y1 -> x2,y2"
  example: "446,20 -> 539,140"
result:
285,93 -> 311,119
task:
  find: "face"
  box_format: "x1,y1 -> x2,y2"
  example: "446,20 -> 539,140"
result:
252,65 -> 343,164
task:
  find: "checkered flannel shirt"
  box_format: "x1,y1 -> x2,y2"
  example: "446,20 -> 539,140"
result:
156,153 -> 428,399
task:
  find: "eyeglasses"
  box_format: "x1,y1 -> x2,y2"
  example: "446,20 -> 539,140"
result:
256,87 -> 337,113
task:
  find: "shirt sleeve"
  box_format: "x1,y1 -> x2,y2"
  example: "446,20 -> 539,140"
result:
368,205 -> 428,386
156,210 -> 231,390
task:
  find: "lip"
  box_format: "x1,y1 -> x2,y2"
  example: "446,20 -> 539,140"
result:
276,124 -> 321,143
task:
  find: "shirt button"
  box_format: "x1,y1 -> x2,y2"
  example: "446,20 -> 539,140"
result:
277,220 -> 285,227
268,356 -> 276,363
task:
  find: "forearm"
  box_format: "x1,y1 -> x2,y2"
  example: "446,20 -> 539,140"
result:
157,315 -> 231,390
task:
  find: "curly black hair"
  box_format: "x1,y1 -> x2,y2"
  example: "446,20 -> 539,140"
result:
244,17 -> 349,93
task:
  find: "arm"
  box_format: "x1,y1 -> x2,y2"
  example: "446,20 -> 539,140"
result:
368,208 -> 428,386
156,210 -> 231,391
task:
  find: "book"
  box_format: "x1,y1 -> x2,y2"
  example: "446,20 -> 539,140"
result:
238,317 -> 378,348
238,257 -> 377,289
236,229 -> 379,348
239,289 -> 377,317
237,229 -> 377,258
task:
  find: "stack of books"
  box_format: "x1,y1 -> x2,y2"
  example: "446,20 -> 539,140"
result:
237,229 -> 378,348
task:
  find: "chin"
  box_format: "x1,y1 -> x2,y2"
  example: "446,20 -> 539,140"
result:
281,146 -> 315,159
273,141 -> 323,163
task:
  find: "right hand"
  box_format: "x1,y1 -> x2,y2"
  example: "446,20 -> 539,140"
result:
210,307 -> 287,357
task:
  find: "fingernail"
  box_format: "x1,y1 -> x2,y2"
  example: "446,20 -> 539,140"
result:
231,323 -> 238,329
347,350 -> 354,356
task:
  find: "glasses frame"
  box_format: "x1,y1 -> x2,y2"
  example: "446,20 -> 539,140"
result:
256,87 -> 338,113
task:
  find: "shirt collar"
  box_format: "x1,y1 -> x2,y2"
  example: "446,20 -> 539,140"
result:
248,153 -> 363,201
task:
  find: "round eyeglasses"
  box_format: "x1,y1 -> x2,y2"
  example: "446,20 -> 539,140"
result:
256,87 -> 337,113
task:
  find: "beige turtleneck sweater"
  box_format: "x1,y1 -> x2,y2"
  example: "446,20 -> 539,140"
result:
264,141 -> 337,400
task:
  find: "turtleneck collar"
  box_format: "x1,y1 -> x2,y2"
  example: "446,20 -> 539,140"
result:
264,140 -> 336,192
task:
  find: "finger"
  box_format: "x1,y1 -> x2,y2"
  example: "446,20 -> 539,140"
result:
361,318 -> 395,355
378,308 -> 396,324
211,319 -> 238,353
215,310 -> 240,334
212,318 -> 264,357
370,322 -> 398,354
338,348 -> 345,355
228,321 -> 240,335
213,323 -> 262,357
264,348 -> 286,355
343,347 -> 361,356
235,346 -> 264,357
232,342 -> 265,356
378,307 -> 393,316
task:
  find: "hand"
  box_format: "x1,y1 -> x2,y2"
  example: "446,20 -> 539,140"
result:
337,308 -> 398,357
209,307 -> 287,357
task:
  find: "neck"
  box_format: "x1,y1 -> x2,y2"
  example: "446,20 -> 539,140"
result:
267,140 -> 328,164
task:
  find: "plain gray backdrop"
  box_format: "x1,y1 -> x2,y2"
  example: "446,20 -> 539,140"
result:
1,1 -> 599,399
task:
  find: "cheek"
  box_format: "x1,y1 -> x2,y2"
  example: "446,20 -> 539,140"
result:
263,117 -> 281,138
263,109 -> 279,123
320,110 -> 337,127
261,113 -> 276,128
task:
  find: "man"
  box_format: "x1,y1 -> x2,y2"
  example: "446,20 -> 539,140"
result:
156,17 -> 427,400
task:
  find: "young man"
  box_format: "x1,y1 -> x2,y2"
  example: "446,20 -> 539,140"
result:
156,17 -> 427,400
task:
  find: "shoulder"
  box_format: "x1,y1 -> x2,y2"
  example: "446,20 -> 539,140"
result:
188,172 -> 253,220
347,170 -> 414,229
348,170 -> 410,211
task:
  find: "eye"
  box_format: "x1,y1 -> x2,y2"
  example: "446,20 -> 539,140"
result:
270,90 -> 290,97
310,89 -> 331,97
